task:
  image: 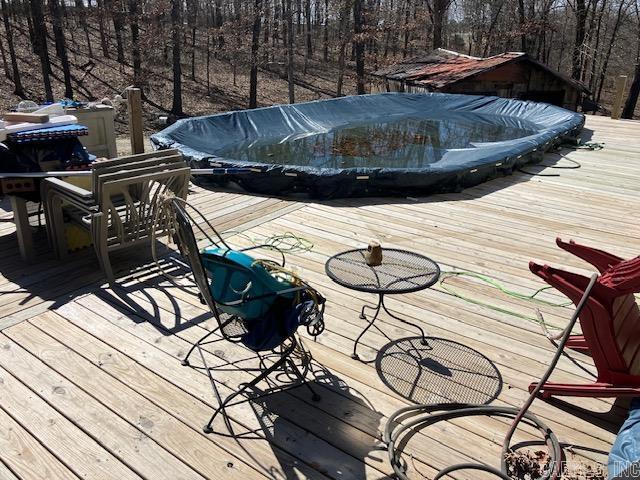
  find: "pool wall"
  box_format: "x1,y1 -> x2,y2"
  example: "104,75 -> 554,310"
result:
151,93 -> 584,199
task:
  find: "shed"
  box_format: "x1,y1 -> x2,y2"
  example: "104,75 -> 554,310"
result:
372,49 -> 589,111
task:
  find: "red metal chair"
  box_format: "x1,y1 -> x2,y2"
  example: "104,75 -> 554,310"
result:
528,238 -> 640,398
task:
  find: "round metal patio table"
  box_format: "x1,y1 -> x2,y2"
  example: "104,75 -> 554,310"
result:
325,248 -> 440,361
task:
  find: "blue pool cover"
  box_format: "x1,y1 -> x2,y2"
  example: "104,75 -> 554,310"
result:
151,93 -> 584,199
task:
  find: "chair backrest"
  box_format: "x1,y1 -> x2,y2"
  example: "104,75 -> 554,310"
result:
530,262 -> 640,384
99,166 -> 190,246
612,294 -> 640,376
170,200 -> 246,340
91,149 -> 183,196
171,200 -> 220,313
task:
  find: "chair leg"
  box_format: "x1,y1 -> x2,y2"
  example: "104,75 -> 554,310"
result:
181,326 -> 220,366
92,214 -> 115,285
48,196 -> 68,260
202,353 -> 290,434
285,357 -> 321,402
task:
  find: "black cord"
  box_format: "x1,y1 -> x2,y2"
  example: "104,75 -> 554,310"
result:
518,158 -> 581,177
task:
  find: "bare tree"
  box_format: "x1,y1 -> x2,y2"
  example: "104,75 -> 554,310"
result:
596,0 -> 630,102
427,0 -> 452,49
1,0 -> 24,96
129,0 -> 142,85
96,0 -> 110,57
286,0 -> 295,103
571,0 -> 588,79
249,0 -> 263,108
336,0 -> 350,95
49,0 -> 73,98
29,0 -> 53,101
622,3 -> 640,118
170,0 -> 183,116
74,0 -> 93,57
353,0 -> 366,94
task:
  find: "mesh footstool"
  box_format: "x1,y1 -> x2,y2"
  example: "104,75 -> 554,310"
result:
325,248 -> 440,361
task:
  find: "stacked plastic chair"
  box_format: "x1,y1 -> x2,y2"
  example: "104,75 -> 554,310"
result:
529,238 -> 640,398
170,198 -> 325,433
41,149 -> 190,283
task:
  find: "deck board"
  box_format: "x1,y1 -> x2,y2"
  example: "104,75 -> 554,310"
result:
0,115 -> 637,479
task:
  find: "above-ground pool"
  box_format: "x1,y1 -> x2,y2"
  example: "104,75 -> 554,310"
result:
151,93 -> 584,199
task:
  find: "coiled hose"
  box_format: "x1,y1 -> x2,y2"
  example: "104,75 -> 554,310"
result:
385,273 -> 598,480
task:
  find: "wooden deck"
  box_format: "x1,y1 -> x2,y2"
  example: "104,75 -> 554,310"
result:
0,115 -> 638,479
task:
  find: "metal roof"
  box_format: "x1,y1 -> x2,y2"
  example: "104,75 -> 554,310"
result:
373,49 -> 589,92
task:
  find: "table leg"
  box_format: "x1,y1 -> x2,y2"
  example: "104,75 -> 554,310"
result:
381,296 -> 428,345
10,196 -> 34,263
353,295 -> 383,361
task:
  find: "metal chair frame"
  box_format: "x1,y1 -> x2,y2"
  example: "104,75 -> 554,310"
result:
171,199 -> 322,433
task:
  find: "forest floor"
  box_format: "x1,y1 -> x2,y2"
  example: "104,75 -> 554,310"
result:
0,20 -> 358,135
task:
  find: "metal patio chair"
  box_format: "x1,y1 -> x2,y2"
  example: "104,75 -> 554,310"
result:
41,150 -> 189,283
170,198 -> 325,433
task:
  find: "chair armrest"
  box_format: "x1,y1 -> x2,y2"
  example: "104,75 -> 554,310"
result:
42,177 -> 97,212
43,177 -> 93,198
556,237 -> 624,273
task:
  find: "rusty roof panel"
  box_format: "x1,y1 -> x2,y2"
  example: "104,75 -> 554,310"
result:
373,49 -> 588,92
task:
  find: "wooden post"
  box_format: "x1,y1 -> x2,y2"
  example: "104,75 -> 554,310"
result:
611,75 -> 628,120
127,87 -> 144,154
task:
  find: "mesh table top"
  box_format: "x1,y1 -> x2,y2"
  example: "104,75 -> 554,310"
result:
325,248 -> 440,294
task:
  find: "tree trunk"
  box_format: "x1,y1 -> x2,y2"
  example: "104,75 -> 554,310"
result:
129,0 -> 142,85
336,0 -> 349,96
596,0 -> 628,102
571,0 -> 587,79
622,61 -> 640,119
0,31 -> 9,80
29,0 -> 53,101
286,0 -> 295,103
187,0 -> 198,81
171,0 -> 183,116
74,0 -> 93,57
305,0 -> 312,57
430,0 -> 450,49
206,32 -> 211,95
109,0 -> 126,64
1,0 -> 24,96
249,0 -> 262,109
323,0 -> 329,61
49,0 -> 73,98
353,0 -> 366,94
96,0 -> 110,58
517,0 -> 526,52
26,0 -> 36,54
588,0 -> 607,92
402,1 -> 410,57
263,0 -> 270,62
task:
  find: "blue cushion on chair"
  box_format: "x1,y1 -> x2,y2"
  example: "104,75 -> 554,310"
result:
200,247 -> 318,352
201,247 -> 294,320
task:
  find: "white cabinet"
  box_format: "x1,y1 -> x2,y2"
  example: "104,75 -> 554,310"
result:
65,105 -> 117,159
